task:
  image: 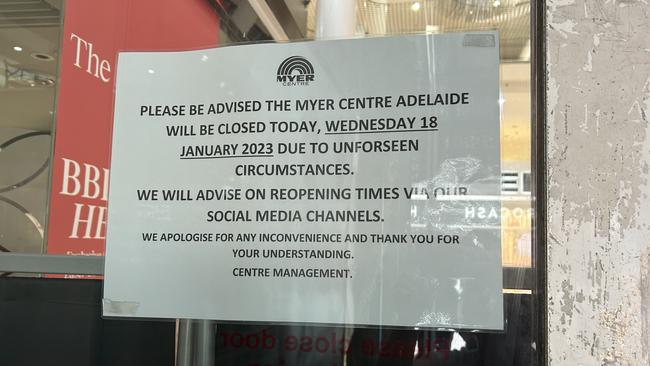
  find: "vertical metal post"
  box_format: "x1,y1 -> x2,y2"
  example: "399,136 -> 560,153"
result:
196,320 -> 215,366
177,319 -> 193,366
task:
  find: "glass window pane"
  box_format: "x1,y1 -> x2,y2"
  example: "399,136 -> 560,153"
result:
0,2 -> 60,256
0,1 -> 540,365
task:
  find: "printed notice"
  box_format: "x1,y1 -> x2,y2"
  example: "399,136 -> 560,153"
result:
103,32 -> 503,330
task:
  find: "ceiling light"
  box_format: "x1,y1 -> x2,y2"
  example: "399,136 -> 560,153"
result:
492,0 -> 501,7
30,53 -> 54,61
147,69 -> 155,74
411,2 -> 421,12
13,46 -> 23,52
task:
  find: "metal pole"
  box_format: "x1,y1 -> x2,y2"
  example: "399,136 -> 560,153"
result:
196,320 -> 215,366
177,319 -> 193,366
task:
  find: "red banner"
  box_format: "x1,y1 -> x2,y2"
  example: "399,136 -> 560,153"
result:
47,0 -> 218,261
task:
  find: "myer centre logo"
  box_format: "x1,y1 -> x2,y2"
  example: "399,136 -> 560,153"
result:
276,56 -> 314,86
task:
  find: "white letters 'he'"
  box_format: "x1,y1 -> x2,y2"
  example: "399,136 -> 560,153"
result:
70,33 -> 111,82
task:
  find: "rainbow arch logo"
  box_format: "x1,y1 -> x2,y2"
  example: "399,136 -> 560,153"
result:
276,56 -> 315,85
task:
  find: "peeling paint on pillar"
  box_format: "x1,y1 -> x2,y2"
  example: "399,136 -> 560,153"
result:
547,0 -> 650,365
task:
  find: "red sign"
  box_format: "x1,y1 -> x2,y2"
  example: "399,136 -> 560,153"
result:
47,0 -> 219,261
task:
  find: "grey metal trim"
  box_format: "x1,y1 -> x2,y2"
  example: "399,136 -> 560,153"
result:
0,252 -> 104,275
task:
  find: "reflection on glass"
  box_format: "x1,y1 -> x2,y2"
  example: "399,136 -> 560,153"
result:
208,1 -> 536,365
0,2 -> 60,258
0,1 -> 537,365
220,0 -> 533,269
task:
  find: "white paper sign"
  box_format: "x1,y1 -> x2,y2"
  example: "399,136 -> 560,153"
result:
104,32 -> 503,330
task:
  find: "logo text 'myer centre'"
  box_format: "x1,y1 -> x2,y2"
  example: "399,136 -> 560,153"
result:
277,56 -> 314,86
